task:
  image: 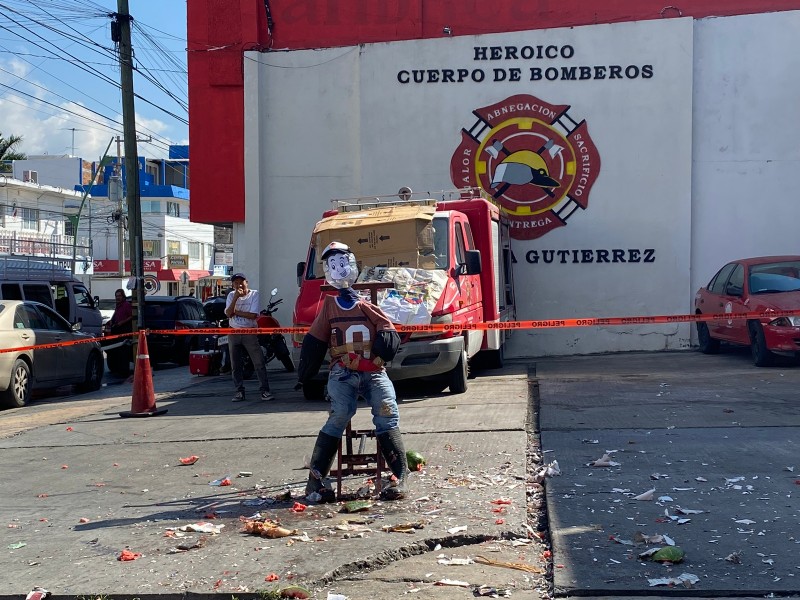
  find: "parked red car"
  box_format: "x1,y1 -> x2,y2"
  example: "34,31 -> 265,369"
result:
694,256 -> 800,366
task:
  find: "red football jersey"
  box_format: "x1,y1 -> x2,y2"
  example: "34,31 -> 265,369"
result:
308,297 -> 396,369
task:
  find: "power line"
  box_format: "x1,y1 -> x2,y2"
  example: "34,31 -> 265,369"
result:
0,0 -> 189,155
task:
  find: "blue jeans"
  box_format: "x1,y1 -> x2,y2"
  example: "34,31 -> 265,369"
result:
321,363 -> 400,437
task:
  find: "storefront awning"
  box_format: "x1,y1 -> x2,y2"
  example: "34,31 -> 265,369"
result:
157,269 -> 212,282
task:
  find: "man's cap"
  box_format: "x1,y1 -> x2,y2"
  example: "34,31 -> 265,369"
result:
230,272 -> 247,281
321,241 -> 351,260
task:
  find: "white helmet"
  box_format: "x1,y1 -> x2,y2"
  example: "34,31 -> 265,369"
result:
321,241 -> 351,260
321,242 -> 358,289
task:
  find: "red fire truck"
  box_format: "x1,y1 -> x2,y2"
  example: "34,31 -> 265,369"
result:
292,188 -> 516,399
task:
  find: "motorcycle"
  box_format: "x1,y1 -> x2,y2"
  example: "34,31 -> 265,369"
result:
216,288 -> 295,376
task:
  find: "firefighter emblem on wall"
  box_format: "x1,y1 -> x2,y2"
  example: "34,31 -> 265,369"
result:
450,94 -> 601,240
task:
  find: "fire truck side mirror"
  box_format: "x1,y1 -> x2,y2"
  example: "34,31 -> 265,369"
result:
463,250 -> 482,276
296,261 -> 306,286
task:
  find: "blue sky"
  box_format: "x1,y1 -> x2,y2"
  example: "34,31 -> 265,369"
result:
0,0 -> 188,161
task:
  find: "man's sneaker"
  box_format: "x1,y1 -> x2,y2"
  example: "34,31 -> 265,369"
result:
261,391 -> 275,401
232,391 -> 246,402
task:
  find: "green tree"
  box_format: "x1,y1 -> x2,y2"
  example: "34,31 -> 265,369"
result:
0,132 -> 26,173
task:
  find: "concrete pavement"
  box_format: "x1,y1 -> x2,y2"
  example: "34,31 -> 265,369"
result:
0,360 -> 543,599
538,349 -> 800,597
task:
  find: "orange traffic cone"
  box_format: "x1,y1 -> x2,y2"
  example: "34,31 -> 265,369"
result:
119,330 -> 167,418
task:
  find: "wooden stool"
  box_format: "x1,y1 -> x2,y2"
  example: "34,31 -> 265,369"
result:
330,421 -> 385,499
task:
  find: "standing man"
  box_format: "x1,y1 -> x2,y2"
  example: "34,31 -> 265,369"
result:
106,288 -> 133,335
224,273 -> 274,401
296,242 -> 407,502
104,289 -> 133,377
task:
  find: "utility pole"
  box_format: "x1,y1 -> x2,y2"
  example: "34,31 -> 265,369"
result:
114,0 -> 145,330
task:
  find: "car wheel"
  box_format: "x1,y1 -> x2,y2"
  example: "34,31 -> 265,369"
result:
78,352 -> 104,392
2,359 -> 31,408
749,321 -> 774,367
449,348 -> 469,394
696,320 -> 720,354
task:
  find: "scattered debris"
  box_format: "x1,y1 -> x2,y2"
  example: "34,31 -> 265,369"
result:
382,522 -> 425,533
473,584 -> 512,597
342,500 -> 372,513
675,507 -> 704,515
242,519 -> 297,538
25,588 -> 49,600
725,551 -> 742,564
639,546 -> 685,563
433,579 -> 470,587
632,532 -> 674,546
175,522 -> 224,534
437,555 -> 474,566
647,573 -> 699,587
179,455 -> 199,465
117,549 -> 142,561
634,487 -> 656,501
474,555 -> 545,574
589,453 -> 620,467
609,535 -> 635,546
406,450 -> 426,471
447,525 -> 468,534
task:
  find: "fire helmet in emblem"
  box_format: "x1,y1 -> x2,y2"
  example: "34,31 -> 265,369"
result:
450,94 -> 601,240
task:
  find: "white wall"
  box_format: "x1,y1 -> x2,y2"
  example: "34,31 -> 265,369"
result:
244,11 -> 799,355
12,157 -> 83,189
690,11 -> 800,305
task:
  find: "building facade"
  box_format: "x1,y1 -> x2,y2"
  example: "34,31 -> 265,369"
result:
0,174 -> 91,274
187,1 -> 800,357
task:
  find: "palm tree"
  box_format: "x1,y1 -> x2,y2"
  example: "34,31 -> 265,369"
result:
0,132 -> 27,173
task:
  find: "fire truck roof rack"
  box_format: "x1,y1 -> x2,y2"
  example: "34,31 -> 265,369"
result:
331,186 -> 484,212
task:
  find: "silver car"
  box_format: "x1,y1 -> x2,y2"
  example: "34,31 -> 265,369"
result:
0,300 -> 104,408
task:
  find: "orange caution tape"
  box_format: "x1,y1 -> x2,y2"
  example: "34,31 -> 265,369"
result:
1,308 -> 798,355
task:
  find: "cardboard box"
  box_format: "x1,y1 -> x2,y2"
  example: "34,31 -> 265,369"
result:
356,251 -> 438,270
314,205 -> 435,256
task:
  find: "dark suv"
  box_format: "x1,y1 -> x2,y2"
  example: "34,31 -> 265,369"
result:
143,296 -> 216,365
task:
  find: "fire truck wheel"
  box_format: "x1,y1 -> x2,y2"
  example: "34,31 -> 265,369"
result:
449,348 -> 468,394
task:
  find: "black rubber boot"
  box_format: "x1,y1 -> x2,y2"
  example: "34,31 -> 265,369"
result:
378,429 -> 409,500
305,431 -> 339,503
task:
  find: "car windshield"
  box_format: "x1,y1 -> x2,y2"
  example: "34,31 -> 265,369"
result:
749,261 -> 800,294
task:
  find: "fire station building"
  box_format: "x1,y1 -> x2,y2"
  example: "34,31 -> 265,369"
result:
187,1 -> 800,358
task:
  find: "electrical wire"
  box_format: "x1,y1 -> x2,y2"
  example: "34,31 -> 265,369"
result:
0,0 -> 188,156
